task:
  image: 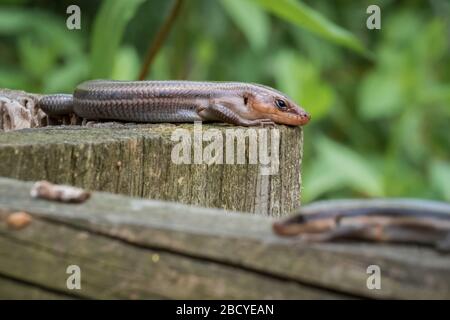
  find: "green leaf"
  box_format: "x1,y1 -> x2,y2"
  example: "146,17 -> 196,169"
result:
90,0 -> 146,78
358,70 -> 404,119
250,0 -> 370,57
148,48 -> 170,80
44,58 -> 89,93
430,160 -> 450,202
0,67 -> 32,90
0,9 -> 83,56
302,157 -> 347,202
421,85 -> 450,106
17,35 -> 57,79
273,51 -> 334,120
220,0 -> 270,51
0,9 -> 31,34
303,137 -> 384,201
111,46 -> 140,80
396,109 -> 427,164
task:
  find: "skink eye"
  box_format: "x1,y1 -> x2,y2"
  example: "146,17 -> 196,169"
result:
275,99 -> 287,110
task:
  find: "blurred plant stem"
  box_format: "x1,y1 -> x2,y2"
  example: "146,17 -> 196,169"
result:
138,0 -> 184,80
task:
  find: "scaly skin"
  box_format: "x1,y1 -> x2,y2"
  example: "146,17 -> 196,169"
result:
38,80 -> 311,126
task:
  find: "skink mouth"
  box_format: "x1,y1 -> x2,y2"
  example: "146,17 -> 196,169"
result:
273,109 -> 311,126
251,100 -> 311,126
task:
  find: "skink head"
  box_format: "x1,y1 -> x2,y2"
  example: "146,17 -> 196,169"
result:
248,84 -> 311,126
272,215 -> 337,236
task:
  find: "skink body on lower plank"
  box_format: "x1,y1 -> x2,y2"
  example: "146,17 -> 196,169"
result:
38,80 -> 311,126
273,199 -> 450,252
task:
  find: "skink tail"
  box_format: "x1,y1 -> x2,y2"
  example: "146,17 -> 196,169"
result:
38,94 -> 74,116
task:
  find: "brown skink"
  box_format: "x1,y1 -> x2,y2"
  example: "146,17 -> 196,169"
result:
38,80 -> 311,126
273,199 -> 450,252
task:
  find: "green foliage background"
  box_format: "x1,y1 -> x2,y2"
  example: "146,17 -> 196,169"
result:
0,0 -> 449,203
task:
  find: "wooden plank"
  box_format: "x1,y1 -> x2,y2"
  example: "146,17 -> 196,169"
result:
0,276 -> 71,299
0,216 -> 337,299
0,177 -> 449,299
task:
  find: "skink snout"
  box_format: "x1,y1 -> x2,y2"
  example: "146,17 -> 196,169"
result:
293,107 -> 311,125
300,110 -> 311,124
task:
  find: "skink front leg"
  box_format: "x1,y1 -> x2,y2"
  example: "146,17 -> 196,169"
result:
199,103 -> 275,127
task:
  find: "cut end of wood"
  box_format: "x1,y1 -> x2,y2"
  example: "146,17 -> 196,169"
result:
0,89 -> 45,131
30,180 -> 91,203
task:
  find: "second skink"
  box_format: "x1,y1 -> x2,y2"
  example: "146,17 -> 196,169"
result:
272,199 -> 450,252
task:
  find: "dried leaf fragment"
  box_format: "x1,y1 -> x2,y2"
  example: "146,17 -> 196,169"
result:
30,180 -> 91,203
7,212 -> 32,229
